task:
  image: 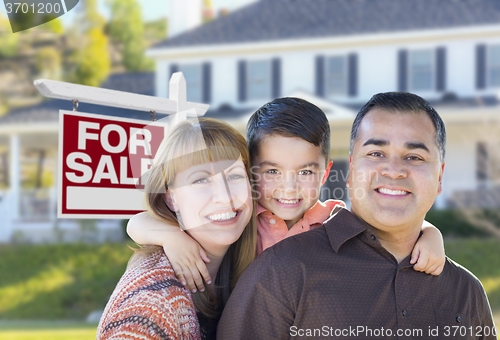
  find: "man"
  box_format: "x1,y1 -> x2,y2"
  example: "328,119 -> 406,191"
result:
217,92 -> 496,339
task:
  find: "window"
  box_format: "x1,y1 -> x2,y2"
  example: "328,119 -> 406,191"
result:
326,56 -> 347,96
410,49 -> 433,91
320,159 -> 349,203
178,64 -> 202,103
247,60 -> 271,100
476,142 -> 500,187
489,44 -> 500,87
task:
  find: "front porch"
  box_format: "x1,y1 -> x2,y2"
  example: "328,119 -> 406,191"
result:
0,128 -> 124,244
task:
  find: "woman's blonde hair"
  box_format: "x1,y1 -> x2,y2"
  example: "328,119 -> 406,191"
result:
132,117 -> 256,320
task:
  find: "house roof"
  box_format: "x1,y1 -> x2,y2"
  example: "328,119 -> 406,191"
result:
0,72 -> 157,125
153,0 -> 500,49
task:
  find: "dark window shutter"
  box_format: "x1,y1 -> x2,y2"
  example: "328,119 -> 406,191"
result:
202,62 -> 211,103
398,50 -> 408,92
170,64 -> 179,76
238,60 -> 246,102
436,47 -> 446,92
272,58 -> 281,98
348,53 -> 358,97
476,44 -> 486,90
315,55 -> 325,97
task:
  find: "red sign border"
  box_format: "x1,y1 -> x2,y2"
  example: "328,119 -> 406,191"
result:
57,110 -> 165,219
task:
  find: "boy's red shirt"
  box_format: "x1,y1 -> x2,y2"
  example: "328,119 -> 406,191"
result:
256,199 -> 346,256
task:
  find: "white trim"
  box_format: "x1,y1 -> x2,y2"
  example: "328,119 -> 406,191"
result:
147,24 -> 500,59
10,134 -> 20,220
34,77 -> 209,116
0,124 -> 59,135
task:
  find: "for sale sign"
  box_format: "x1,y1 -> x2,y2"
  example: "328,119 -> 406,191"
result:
58,110 -> 167,218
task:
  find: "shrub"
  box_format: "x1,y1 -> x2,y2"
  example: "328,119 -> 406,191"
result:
425,209 -> 491,237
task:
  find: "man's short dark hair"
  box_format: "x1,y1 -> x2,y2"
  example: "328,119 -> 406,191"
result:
247,97 -> 330,163
350,92 -> 446,162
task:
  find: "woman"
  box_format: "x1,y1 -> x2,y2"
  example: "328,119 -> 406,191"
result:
96,118 -> 257,339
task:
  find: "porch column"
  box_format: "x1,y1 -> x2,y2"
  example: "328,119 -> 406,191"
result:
10,133 -> 20,220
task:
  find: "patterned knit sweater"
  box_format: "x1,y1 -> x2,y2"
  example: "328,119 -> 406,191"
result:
96,250 -> 201,340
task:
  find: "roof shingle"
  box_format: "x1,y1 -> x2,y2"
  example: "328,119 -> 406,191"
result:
153,0 -> 500,49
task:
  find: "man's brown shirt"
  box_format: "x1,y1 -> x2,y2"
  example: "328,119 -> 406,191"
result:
217,207 -> 496,339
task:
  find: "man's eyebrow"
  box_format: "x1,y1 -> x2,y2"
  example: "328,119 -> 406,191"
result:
405,142 -> 429,152
363,139 -> 388,147
362,139 -> 430,153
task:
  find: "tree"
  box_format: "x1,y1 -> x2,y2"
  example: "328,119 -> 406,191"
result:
106,0 -> 153,72
70,0 -> 110,86
0,13 -> 19,58
38,17 -> 65,34
73,27 -> 110,86
35,47 -> 62,79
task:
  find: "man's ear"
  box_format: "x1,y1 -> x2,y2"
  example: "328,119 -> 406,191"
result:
437,162 -> 445,196
164,190 -> 178,211
346,155 -> 352,188
321,160 -> 333,186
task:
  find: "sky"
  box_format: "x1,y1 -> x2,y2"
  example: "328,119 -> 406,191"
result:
0,0 -> 258,30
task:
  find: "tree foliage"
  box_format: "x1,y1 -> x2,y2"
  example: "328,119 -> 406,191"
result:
38,17 -> 65,34
35,47 -> 62,79
0,13 -> 19,58
106,0 -> 153,72
73,27 -> 110,86
71,0 -> 110,86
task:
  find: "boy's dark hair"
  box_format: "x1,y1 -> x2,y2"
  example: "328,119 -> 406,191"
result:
247,97 -> 330,163
350,92 -> 446,162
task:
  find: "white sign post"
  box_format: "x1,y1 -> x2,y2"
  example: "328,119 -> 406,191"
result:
35,73 -> 209,218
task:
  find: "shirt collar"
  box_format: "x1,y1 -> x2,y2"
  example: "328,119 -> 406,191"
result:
256,203 -> 268,216
326,207 -> 423,268
325,206 -> 368,253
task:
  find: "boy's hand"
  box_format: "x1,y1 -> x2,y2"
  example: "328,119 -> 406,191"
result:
127,212 -> 212,292
410,223 -> 445,276
165,231 -> 212,293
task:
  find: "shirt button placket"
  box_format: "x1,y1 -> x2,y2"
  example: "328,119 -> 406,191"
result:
394,268 -> 411,339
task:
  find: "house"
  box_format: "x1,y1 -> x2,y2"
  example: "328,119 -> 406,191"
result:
0,73 -> 157,243
1,0 -> 500,243
147,0 -> 500,209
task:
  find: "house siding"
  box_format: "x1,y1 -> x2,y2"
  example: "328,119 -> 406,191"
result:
154,32 -> 500,108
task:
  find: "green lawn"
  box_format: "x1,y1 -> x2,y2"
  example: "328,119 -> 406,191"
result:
0,238 -> 498,338
0,321 -> 97,340
0,242 -> 135,319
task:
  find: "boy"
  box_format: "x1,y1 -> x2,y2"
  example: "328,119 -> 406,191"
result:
127,97 -> 445,293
